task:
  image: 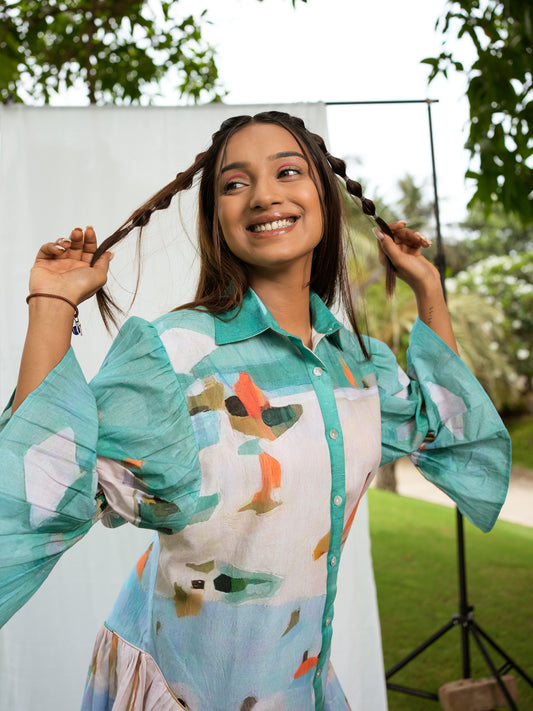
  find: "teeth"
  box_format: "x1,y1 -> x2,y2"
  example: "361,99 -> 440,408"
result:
251,218 -> 295,233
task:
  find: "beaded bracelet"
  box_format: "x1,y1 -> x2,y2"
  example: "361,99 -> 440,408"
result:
26,293 -> 82,335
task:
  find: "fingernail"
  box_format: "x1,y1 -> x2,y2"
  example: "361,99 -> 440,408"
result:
55,244 -> 66,252
108,252 -> 115,260
414,232 -> 432,247
372,227 -> 384,241
400,220 -> 409,225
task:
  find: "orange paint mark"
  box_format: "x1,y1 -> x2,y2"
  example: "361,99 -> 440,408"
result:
313,530 -> 330,560
251,453 -> 281,502
340,359 -> 358,387
234,372 -> 270,420
136,542 -> 154,580
294,655 -> 319,679
109,632 -> 119,678
124,458 -> 145,470
240,453 -> 282,514
341,472 -> 373,544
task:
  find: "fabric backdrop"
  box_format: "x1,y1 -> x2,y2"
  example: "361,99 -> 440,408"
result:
0,103 -> 387,711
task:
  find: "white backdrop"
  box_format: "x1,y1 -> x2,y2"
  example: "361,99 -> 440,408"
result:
0,104 -> 387,711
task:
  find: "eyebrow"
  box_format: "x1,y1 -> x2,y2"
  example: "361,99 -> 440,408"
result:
220,151 -> 306,174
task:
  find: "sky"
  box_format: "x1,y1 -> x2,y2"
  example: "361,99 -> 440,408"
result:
50,0 -> 476,235
177,0 -> 475,234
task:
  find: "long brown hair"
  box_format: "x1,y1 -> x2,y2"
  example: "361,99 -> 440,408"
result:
91,111 -> 395,357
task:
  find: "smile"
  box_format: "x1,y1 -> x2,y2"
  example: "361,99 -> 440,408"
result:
249,217 -> 298,233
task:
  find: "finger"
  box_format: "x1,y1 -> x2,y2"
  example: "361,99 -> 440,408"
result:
390,222 -> 432,249
36,240 -> 73,260
388,221 -> 409,231
92,250 -> 114,276
80,226 -> 98,263
373,228 -> 404,259
414,231 -> 432,248
66,227 -> 85,259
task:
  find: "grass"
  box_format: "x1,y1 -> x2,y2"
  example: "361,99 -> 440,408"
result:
368,489 -> 533,711
504,414 -> 533,470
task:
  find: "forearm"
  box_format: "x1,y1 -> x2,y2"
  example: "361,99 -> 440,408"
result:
413,273 -> 458,355
12,299 -> 75,414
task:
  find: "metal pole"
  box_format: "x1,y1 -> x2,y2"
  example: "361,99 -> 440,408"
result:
426,100 -> 446,294
456,509 -> 471,679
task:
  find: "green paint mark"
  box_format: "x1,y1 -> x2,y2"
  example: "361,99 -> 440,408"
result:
186,560 -> 215,573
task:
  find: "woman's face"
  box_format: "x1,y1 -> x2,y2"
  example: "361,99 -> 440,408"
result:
217,122 -> 323,283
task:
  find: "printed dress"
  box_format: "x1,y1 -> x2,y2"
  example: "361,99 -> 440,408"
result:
0,289 -> 511,711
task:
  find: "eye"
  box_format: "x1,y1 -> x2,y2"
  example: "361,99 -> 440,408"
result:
222,179 -> 245,193
278,166 -> 301,179
221,173 -> 249,193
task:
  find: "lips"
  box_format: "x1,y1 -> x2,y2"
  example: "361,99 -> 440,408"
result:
248,216 -> 299,233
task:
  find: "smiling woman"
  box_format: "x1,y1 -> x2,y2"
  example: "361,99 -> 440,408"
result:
0,110 -> 511,711
217,124 -> 324,337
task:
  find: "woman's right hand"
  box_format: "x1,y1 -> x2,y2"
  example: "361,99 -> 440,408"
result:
29,226 -> 113,304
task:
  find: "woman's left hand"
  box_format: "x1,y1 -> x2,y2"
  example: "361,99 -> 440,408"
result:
374,221 -> 440,294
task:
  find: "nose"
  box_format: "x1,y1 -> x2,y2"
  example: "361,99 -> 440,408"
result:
249,175 -> 281,209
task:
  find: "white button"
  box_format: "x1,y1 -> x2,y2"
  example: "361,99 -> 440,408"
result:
315,668 -> 321,678
333,495 -> 342,507
325,615 -> 331,626
313,366 -> 323,377
329,429 -> 338,440
330,556 -> 337,567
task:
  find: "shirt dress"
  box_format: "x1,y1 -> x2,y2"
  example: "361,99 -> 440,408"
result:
0,289 -> 511,711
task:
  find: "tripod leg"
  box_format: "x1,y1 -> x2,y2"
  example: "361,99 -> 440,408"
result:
469,623 -> 519,710
386,618 -> 456,679
475,622 -> 533,687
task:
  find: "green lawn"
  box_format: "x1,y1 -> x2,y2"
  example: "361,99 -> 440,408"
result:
504,415 -> 533,470
368,489 -> 533,710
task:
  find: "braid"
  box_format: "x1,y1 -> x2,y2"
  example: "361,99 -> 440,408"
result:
89,109 -> 397,353
91,153 -> 208,330
310,132 -> 397,296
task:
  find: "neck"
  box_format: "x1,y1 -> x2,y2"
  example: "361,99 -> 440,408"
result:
249,272 -> 313,348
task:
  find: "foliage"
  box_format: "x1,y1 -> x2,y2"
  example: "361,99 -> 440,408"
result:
423,1 -> 533,224
503,415 -> 533,468
453,200 -> 533,267
0,0 -> 306,105
446,290 -> 520,409
447,252 -> 533,401
343,173 -> 524,410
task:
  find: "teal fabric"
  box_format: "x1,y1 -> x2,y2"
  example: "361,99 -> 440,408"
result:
0,289 -> 511,710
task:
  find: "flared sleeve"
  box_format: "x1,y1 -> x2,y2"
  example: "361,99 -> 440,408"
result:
0,350 -> 98,626
90,317 -> 200,533
0,317 -> 201,627
371,318 -> 511,533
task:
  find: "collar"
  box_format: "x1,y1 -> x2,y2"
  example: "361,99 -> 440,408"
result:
214,288 -> 343,348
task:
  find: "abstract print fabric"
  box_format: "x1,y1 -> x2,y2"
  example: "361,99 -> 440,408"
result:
0,289 -> 511,711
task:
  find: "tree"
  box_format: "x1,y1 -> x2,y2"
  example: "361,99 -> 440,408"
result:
423,1 -> 533,224
447,252 -> 533,408
0,0 -> 305,105
343,173 -> 524,489
453,200 -> 533,267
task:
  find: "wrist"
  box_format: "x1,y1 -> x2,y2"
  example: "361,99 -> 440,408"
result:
411,270 -> 444,302
26,293 -> 82,335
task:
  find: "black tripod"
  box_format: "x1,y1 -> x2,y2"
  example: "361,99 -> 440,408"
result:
385,508 -> 533,708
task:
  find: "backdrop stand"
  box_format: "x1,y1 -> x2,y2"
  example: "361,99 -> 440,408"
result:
327,99 -> 533,708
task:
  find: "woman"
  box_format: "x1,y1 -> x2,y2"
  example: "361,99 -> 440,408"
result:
0,111 -> 510,710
